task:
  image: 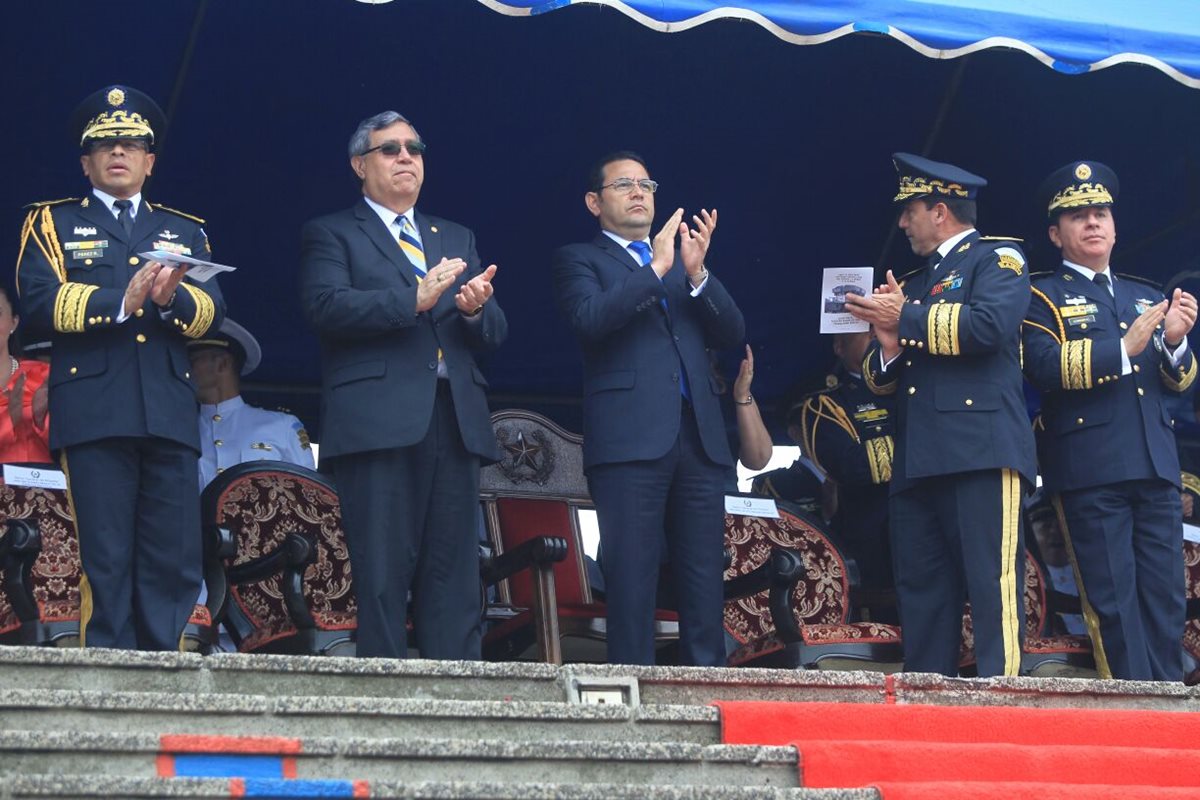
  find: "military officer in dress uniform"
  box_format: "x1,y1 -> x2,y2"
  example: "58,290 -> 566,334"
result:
188,319 -> 314,489
16,85 -> 224,650
796,331 -> 897,612
1022,161 -> 1196,681
845,153 -> 1037,677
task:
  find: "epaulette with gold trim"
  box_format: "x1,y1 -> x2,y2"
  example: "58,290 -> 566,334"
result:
23,198 -> 79,210
978,235 -> 1025,243
1115,273 -> 1164,292
149,203 -> 206,224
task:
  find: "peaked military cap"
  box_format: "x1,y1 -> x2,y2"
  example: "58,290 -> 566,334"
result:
1039,160 -> 1119,219
72,85 -> 165,150
187,318 -> 262,376
892,152 -> 987,204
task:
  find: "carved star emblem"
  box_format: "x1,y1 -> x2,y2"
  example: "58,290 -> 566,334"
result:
504,431 -> 542,470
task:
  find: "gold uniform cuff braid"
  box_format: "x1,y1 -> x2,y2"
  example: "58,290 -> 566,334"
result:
734,393 -> 754,405
180,283 -> 216,338
53,283 -> 99,332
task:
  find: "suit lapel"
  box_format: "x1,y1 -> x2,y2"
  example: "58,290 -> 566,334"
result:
354,199 -> 415,287
415,212 -> 443,269
594,232 -> 640,272
79,194 -> 125,243
1062,266 -> 1113,312
130,199 -> 159,246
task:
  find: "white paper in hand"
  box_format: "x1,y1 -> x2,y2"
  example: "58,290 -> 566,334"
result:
820,266 -> 872,334
139,250 -> 236,283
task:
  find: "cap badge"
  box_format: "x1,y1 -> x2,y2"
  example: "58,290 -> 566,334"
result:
1075,163 -> 1092,181
107,88 -> 125,107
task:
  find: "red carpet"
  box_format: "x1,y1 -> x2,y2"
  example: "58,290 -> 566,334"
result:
716,701 -> 1200,798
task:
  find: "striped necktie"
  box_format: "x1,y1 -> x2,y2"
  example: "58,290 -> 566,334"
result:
396,213 -> 442,363
396,215 -> 427,278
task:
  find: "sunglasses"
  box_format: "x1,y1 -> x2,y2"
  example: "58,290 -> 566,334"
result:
361,140 -> 427,158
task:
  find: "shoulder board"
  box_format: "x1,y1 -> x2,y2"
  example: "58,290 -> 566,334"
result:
1115,272 -> 1164,291
149,203 -> 206,224
978,235 -> 1025,243
23,198 -> 79,210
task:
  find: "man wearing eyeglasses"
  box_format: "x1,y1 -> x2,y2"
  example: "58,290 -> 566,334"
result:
551,151 -> 745,666
300,111 -> 506,660
16,85 -> 225,650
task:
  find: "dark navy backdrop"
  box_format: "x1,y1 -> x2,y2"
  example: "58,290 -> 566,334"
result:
3,0 -> 1198,438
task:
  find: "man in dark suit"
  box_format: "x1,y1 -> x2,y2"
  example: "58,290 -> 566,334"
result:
300,111 -> 505,660
551,151 -> 745,666
1023,160 -> 1197,681
16,85 -> 225,650
845,153 -> 1037,677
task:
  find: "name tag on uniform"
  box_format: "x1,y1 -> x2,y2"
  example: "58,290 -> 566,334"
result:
1066,315 -> 1096,327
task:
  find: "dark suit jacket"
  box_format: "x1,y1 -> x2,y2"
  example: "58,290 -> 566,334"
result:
16,194 -> 225,451
862,232 -> 1037,491
299,199 -> 506,462
1024,266 -> 1196,492
551,232 -> 745,470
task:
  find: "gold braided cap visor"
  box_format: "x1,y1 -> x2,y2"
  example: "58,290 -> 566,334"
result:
80,110 -> 155,146
1048,183 -> 1114,214
894,175 -> 970,203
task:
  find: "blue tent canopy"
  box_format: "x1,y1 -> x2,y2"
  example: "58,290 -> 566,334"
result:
483,0 -> 1200,87
3,0 -> 1199,439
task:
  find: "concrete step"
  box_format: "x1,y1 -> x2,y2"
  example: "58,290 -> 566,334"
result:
0,775 -> 878,800
0,690 -> 720,743
3,646 -> 1197,712
0,730 -> 800,788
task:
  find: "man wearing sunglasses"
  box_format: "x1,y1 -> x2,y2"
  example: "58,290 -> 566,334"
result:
300,111 -> 506,660
551,151 -> 745,666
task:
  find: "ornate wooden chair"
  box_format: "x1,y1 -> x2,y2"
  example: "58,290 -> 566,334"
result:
0,477 -> 215,650
480,409 -> 672,664
723,500 -> 904,670
201,461 -> 356,656
0,483 -> 80,645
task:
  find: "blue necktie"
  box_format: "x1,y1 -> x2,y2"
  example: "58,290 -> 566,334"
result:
628,241 -> 667,314
628,241 -> 690,402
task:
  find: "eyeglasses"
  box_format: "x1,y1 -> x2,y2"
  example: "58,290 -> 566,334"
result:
361,139 -> 427,158
596,178 -> 658,195
89,138 -> 149,154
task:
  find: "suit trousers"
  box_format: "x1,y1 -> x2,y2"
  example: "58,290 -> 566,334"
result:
331,381 -> 482,660
63,436 -> 202,650
890,468 -> 1026,677
587,405 -> 726,667
1056,479 -> 1184,681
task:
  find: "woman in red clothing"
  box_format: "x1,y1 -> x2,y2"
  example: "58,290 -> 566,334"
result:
0,287 -> 50,464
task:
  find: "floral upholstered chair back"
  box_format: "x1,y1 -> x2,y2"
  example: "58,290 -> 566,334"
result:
203,462 -> 356,652
0,484 -> 79,643
723,506 -> 850,644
